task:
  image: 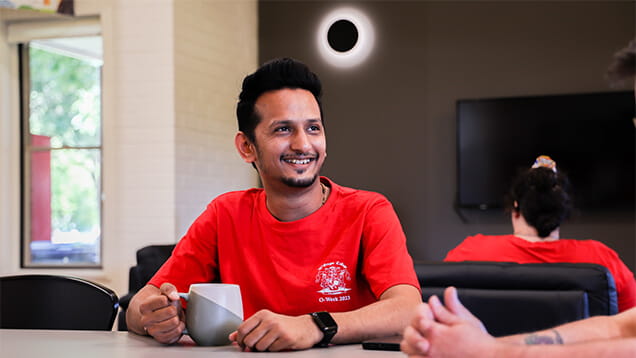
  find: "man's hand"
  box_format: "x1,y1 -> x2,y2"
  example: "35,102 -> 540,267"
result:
440,287 -> 487,333
413,314 -> 498,358
401,287 -> 492,357
134,283 -> 186,344
401,303 -> 435,357
228,309 -> 323,351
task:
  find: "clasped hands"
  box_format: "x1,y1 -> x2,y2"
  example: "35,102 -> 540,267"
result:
401,287 -> 496,358
138,283 -> 323,351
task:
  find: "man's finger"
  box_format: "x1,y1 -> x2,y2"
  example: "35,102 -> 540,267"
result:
401,325 -> 430,355
139,294 -> 170,315
443,286 -> 488,333
411,303 -> 434,332
160,282 -> 180,301
235,315 -> 263,348
141,303 -> 180,326
253,330 -> 280,352
151,321 -> 184,344
444,287 -> 466,315
428,294 -> 461,325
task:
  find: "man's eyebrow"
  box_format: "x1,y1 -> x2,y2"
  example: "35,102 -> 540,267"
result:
268,120 -> 292,128
268,118 -> 321,127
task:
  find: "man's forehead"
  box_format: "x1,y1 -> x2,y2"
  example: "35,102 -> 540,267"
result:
254,89 -> 320,117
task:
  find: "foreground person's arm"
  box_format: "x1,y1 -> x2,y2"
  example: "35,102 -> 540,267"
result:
498,307 -> 636,346
491,338 -> 636,358
126,283 -> 185,344
230,284 -> 421,351
403,311 -> 636,358
401,287 -> 636,358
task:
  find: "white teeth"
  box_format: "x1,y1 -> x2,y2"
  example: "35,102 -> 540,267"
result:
285,159 -> 311,164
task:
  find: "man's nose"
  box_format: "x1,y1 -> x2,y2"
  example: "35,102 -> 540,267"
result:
290,131 -> 311,152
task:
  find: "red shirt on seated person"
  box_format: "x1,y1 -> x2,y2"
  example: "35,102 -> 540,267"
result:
445,156 -> 636,312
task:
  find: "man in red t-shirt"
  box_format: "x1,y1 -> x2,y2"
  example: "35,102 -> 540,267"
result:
126,58 -> 421,351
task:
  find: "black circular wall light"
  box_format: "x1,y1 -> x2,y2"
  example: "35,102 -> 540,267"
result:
327,19 -> 359,52
317,8 -> 375,68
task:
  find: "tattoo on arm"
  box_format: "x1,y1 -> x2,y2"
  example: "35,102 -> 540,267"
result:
524,330 -> 564,345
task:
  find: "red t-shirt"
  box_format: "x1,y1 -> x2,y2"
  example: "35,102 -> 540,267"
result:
445,234 -> 636,312
149,177 -> 420,318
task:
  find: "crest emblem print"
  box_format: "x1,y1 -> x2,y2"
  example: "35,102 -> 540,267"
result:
315,261 -> 352,295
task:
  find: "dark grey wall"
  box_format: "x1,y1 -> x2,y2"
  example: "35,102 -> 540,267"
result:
259,1 -> 636,269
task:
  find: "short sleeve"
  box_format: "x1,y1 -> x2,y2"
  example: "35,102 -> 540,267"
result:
148,201 -> 219,294
360,196 -> 420,298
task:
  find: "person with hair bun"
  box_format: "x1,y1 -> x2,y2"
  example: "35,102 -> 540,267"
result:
445,155 -> 636,312
402,38 -> 636,358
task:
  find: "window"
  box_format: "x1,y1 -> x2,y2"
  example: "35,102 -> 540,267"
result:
20,36 -> 103,267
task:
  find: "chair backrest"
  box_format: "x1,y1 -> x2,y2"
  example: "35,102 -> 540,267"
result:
0,274 -> 119,330
128,244 -> 176,293
415,261 -> 618,337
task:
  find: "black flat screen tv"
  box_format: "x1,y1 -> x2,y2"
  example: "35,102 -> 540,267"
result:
456,91 -> 635,211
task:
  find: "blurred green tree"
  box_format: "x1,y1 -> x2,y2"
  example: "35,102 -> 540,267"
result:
29,46 -> 101,233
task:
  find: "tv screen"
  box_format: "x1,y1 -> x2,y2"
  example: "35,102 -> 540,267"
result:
456,91 -> 635,211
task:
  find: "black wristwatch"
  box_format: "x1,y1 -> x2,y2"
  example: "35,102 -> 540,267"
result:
309,311 -> 338,348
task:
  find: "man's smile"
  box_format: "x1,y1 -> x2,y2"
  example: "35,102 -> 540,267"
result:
282,156 -> 317,165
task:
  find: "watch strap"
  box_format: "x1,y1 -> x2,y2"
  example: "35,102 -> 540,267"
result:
309,311 -> 337,348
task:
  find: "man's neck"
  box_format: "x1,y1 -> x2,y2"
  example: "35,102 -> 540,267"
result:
512,213 -> 560,242
264,180 -> 329,222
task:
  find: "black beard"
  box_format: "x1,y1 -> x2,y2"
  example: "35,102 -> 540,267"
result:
281,175 -> 318,188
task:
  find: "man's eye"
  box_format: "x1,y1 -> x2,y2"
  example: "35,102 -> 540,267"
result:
308,125 -> 321,131
274,127 -> 290,132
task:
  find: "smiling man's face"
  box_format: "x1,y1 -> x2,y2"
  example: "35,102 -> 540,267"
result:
249,88 -> 326,188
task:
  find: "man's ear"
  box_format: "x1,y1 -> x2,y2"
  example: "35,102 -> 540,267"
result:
512,201 -> 521,218
235,132 -> 256,163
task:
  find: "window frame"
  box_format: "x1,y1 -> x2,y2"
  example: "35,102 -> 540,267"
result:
19,41 -> 104,268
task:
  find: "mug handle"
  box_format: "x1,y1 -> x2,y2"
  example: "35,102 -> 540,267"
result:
177,292 -> 189,335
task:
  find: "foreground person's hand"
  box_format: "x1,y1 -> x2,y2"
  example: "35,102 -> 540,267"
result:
401,302 -> 435,357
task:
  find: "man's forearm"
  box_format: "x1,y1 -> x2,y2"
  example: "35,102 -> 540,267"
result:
494,338 -> 636,358
497,315 -> 624,346
330,284 -> 421,344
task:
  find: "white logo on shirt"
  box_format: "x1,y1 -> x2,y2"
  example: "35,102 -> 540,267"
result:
315,261 -> 352,295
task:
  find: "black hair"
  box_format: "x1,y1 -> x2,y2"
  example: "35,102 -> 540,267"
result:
606,39 -> 636,86
504,166 -> 573,238
236,58 -> 323,143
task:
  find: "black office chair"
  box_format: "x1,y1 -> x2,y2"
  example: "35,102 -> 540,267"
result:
0,274 -> 119,330
415,261 -> 618,337
118,244 -> 176,331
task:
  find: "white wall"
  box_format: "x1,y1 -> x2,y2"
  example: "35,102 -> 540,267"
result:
0,9 -> 21,277
174,0 -> 259,239
0,0 -> 258,313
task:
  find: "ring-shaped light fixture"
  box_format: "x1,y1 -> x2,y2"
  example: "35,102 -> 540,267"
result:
317,7 -> 375,68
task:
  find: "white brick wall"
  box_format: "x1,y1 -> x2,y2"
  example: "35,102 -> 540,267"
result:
101,0 -> 177,297
174,0 -> 259,238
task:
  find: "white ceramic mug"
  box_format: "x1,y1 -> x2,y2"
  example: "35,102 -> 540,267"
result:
178,283 -> 243,346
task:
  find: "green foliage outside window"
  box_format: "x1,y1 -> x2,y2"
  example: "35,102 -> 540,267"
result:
29,46 -> 101,233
